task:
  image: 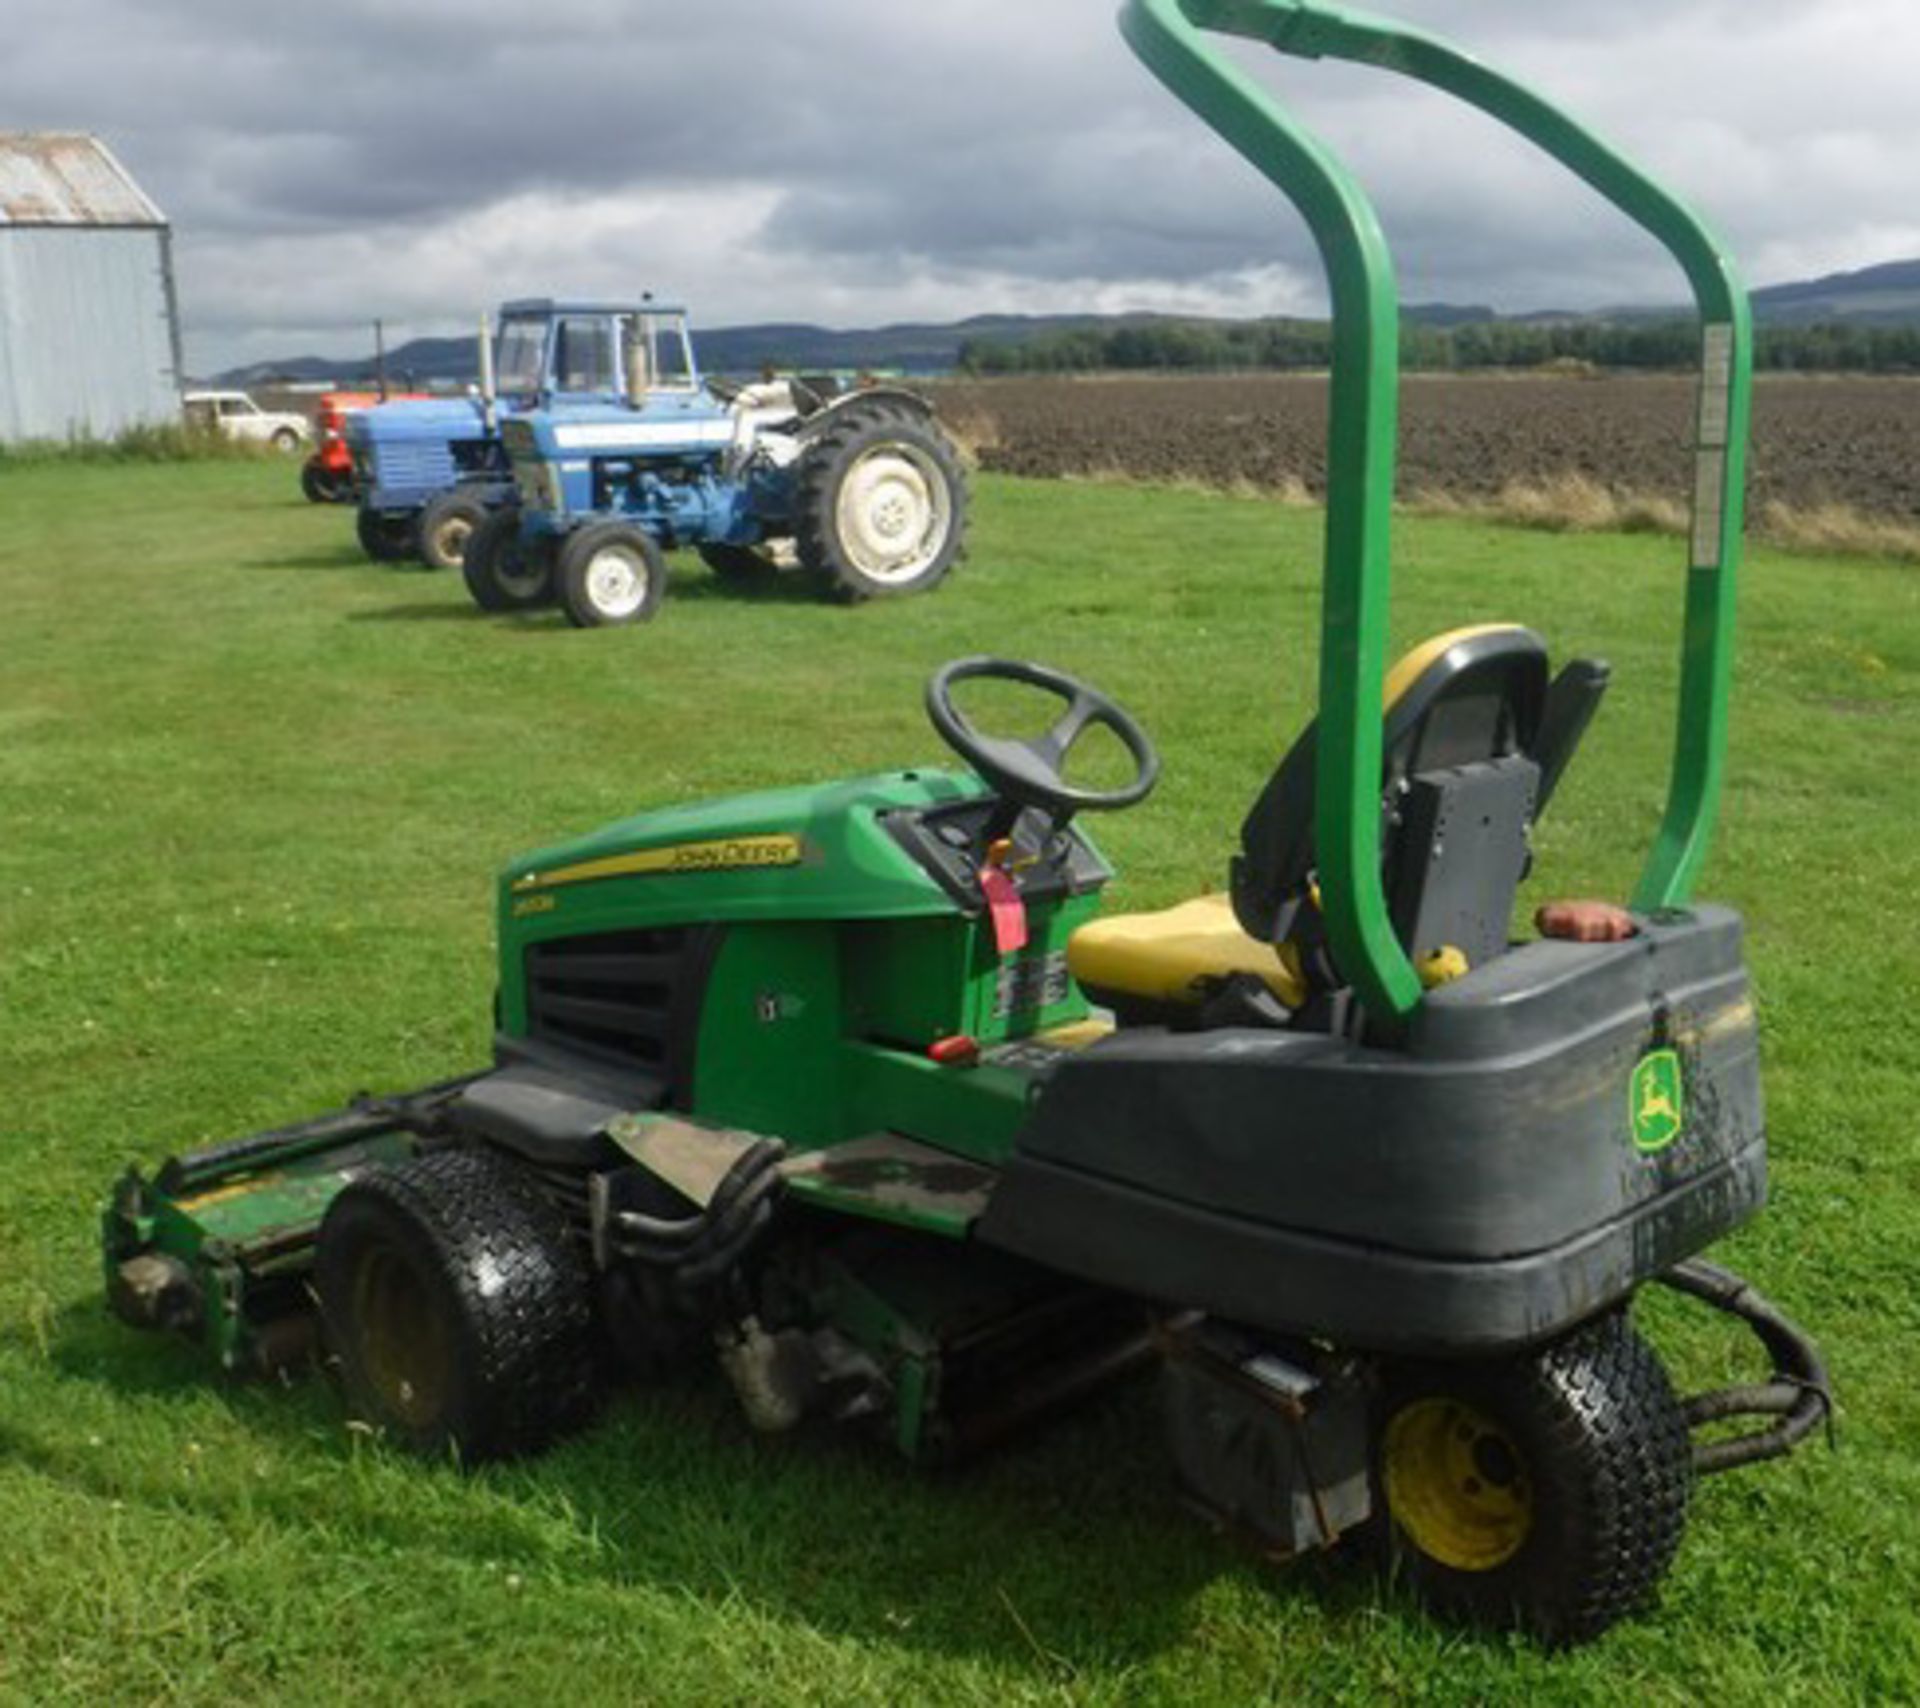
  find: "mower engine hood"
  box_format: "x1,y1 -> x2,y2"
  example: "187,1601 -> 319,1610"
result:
499,767 -> 1002,939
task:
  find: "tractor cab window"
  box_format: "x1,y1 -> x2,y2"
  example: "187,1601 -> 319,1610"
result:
641,313 -> 696,392
553,315 -> 620,395
495,317 -> 548,397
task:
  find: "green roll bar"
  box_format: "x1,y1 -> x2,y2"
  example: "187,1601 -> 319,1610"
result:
1120,0 -> 1752,1023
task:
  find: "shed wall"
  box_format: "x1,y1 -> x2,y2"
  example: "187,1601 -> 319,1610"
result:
0,227 -> 181,441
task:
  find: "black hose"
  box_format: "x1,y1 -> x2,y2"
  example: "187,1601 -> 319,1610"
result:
1657,1256 -> 1833,1475
609,1137 -> 787,1290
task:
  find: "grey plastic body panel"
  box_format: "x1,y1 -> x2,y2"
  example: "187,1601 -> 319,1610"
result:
979,907 -> 1764,1352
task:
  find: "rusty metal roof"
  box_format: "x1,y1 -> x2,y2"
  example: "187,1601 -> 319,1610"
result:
0,132 -> 164,227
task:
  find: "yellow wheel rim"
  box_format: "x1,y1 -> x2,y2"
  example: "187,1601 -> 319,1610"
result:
1383,1397 -> 1534,1572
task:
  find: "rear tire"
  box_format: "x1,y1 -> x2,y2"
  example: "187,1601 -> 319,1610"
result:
315,1147 -> 597,1463
557,523 -> 667,628
356,505 -> 416,563
461,507 -> 553,611
1372,1310 -> 1691,1645
416,490 -> 489,572
792,414 -> 967,601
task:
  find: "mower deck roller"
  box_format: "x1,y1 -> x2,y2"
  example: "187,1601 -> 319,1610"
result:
104,0 -> 1827,1648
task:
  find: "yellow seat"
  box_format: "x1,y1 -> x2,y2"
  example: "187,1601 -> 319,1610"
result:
1068,893 -> 1307,1011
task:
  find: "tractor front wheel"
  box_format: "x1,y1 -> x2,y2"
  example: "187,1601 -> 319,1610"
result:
314,1147 -> 598,1462
416,490 -> 489,572
301,460 -> 353,504
461,508 -> 553,611
1372,1310 -> 1691,1645
355,506 -> 416,563
557,523 -> 667,628
792,415 -> 968,601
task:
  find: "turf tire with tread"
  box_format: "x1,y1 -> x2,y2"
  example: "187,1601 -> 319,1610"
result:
1373,1309 -> 1692,1646
315,1146 -> 598,1463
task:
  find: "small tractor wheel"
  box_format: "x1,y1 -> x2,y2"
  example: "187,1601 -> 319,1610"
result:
696,542 -> 774,581
301,460 -> 352,504
271,426 -> 303,454
792,414 -> 968,601
355,506 -> 417,564
461,507 -> 553,611
315,1146 -> 598,1463
416,491 -> 490,572
557,523 -> 667,628
1372,1310 -> 1691,1645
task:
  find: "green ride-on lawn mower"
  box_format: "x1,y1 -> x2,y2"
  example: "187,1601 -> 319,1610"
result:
102,0 -> 1827,1646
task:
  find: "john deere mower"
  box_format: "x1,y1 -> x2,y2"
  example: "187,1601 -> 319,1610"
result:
102,0 -> 1827,1645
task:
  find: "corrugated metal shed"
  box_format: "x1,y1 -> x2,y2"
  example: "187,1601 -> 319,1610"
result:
0,132 -> 180,440
0,132 -> 164,227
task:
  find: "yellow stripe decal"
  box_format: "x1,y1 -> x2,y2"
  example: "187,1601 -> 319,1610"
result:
513,834 -> 804,893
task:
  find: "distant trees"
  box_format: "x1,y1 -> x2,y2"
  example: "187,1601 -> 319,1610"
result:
955,318 -> 1920,376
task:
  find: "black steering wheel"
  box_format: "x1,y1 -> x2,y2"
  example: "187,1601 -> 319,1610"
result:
925,657 -> 1160,816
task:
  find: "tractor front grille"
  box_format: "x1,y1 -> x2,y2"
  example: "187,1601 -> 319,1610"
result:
523,927 -> 695,1076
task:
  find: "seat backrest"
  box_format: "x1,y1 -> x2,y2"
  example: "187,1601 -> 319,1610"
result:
1231,624 -> 1575,983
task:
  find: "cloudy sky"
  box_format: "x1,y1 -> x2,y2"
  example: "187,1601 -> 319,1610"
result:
8,0 -> 1918,372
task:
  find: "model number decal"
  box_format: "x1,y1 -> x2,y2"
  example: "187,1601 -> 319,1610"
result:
995,951 -> 1070,1018
513,834 -> 804,893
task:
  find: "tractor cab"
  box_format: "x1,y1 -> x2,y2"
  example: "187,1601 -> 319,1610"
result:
490,298 -> 705,409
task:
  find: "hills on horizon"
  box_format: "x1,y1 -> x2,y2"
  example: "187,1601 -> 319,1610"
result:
210,256 -> 1920,387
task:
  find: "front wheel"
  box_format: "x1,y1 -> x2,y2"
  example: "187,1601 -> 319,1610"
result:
416,490 -> 489,572
557,523 -> 667,628
271,427 -> 304,454
461,508 -> 553,611
792,415 -> 968,601
355,506 -> 416,563
1373,1311 -> 1691,1645
301,460 -> 352,504
314,1147 -> 598,1462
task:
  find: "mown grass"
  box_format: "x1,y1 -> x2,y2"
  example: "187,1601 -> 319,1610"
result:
1,460 -> 1916,1705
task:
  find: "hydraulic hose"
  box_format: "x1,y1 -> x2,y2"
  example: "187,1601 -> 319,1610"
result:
1659,1257 -> 1833,1475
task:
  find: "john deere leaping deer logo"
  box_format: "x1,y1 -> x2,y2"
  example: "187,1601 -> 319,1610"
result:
1630,1048 -> 1686,1154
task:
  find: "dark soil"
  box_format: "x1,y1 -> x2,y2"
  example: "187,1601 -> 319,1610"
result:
932,373 -> 1920,520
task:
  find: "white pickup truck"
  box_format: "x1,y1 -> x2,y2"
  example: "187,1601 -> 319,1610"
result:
182,390 -> 311,452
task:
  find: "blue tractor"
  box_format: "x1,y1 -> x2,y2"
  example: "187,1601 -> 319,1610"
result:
346,300 -> 690,572
464,302 -> 969,626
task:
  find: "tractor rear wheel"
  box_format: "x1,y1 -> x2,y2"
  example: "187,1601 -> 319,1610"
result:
356,506 -> 416,563
792,414 -> 968,601
416,490 -> 489,572
315,1147 -> 598,1462
557,523 -> 667,628
462,508 -> 553,611
1372,1310 -> 1691,1645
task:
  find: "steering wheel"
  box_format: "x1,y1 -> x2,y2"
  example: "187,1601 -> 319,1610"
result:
925,657 -> 1160,816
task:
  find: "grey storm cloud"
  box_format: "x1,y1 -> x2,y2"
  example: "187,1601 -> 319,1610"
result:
4,0 -> 1914,370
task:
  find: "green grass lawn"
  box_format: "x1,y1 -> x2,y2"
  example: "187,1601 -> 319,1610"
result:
2,459 -> 1916,1705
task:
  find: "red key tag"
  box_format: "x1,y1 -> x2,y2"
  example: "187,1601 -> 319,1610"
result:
979,862 -> 1029,956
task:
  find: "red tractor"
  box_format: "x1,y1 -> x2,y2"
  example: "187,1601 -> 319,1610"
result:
300,390 -> 426,504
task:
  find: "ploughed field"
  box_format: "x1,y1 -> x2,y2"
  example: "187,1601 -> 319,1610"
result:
935,373 -> 1920,518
